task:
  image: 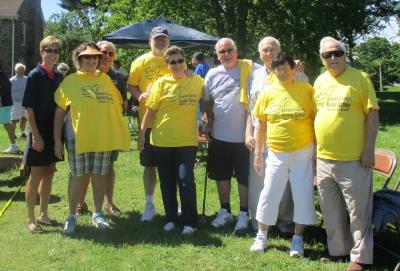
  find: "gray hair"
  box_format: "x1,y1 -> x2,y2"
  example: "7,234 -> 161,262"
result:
258,36 -> 281,52
14,63 -> 26,71
319,36 -> 346,54
57,62 -> 70,72
96,40 -> 116,51
215,37 -> 237,52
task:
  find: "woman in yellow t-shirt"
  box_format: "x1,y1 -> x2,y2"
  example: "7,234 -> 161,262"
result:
250,53 -> 316,257
53,42 -> 130,234
139,46 -> 203,235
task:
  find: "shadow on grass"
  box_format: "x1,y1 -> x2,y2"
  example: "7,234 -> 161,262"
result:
0,176 -> 25,188
377,98 -> 400,126
64,210 -> 224,248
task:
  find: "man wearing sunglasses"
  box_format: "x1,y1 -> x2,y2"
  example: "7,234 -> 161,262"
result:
127,26 -> 170,222
314,37 -> 379,271
203,38 -> 256,232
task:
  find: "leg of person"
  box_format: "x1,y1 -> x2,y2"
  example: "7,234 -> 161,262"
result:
20,117 -> 27,137
141,129 -> 157,221
76,174 -> 90,215
154,147 -> 178,231
277,183 -> 294,236
288,144 -> 316,257
64,174 -> 87,234
248,151 -> 265,231
11,119 -> 18,142
208,139 -> 234,228
234,142 -> 250,231
176,146 -> 198,234
105,161 -> 121,216
316,158 -> 353,259
37,163 -> 56,224
3,123 -> 19,153
335,161 -> 374,266
25,166 -> 46,233
91,172 -> 109,230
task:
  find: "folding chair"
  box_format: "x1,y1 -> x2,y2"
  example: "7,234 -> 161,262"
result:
374,149 -> 397,189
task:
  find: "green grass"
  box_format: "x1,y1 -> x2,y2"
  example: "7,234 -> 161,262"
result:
384,85 -> 400,92
1,100 -> 400,270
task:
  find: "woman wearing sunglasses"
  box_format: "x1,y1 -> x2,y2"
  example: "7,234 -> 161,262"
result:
53,42 -> 130,234
22,36 -> 64,233
250,52 -> 316,257
138,46 -> 203,234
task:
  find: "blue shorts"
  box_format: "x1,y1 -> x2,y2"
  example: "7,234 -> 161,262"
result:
0,106 -> 12,124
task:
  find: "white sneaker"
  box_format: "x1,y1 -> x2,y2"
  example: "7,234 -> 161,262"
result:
211,208 -> 233,228
63,215 -> 77,235
234,211 -> 249,231
182,225 -> 197,235
2,145 -> 20,154
290,235 -> 304,257
250,232 -> 268,253
163,222 -> 175,232
92,213 -> 110,230
141,203 -> 156,222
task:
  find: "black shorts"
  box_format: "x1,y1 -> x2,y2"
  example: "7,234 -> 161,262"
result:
139,128 -> 157,167
207,138 -> 249,186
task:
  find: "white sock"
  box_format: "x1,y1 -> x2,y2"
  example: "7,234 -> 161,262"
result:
257,230 -> 268,238
145,195 -> 154,204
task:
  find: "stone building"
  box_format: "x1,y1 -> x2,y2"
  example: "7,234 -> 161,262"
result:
0,0 -> 43,77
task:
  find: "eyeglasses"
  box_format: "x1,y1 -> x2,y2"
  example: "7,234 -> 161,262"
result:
44,48 -> 60,54
81,55 -> 99,60
101,51 -> 115,57
217,48 -> 234,55
168,59 -> 185,65
321,50 -> 345,59
59,69 -> 68,72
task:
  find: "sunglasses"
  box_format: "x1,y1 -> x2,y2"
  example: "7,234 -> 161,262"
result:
101,51 -> 115,57
59,69 -> 68,72
217,48 -> 234,55
44,48 -> 60,54
321,50 -> 345,59
81,55 -> 100,60
168,59 -> 185,65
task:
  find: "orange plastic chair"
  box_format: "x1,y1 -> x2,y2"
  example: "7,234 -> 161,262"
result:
374,149 -> 397,189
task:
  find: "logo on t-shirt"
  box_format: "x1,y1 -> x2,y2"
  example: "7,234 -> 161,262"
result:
81,84 -> 114,104
144,63 -> 164,82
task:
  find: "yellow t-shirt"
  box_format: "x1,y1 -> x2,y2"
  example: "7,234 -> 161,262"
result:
314,67 -> 379,161
127,52 -> 169,124
253,80 -> 315,152
146,74 -> 204,147
54,71 -> 131,154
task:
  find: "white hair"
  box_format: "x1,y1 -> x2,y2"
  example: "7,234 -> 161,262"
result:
96,40 -> 116,51
57,62 -> 70,72
215,37 -> 237,52
258,36 -> 281,52
14,63 -> 26,71
319,36 -> 346,54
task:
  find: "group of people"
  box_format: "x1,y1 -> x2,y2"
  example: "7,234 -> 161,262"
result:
0,24 -> 378,271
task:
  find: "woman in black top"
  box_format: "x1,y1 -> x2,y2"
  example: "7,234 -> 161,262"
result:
22,36 -> 63,233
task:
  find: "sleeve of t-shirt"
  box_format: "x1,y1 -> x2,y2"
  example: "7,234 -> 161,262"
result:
203,73 -> 212,102
308,84 -> 317,118
127,57 -> 142,86
54,81 -> 70,111
360,72 -> 379,113
146,78 -> 163,110
252,90 -> 269,122
22,74 -> 36,108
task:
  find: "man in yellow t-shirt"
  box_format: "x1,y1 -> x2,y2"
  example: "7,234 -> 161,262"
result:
314,37 -> 379,270
127,26 -> 170,222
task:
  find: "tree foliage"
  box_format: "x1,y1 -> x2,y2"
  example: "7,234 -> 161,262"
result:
354,37 -> 400,89
51,0 -> 399,80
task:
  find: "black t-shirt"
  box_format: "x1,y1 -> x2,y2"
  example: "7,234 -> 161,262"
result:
22,65 -> 63,122
107,68 -> 127,101
0,70 -> 13,106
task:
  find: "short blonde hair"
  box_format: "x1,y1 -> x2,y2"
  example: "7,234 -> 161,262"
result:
39,35 -> 62,54
14,63 -> 26,72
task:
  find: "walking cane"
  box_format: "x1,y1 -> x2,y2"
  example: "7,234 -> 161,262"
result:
201,160 -> 208,223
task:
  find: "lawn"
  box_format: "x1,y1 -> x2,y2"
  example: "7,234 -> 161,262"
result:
0,94 -> 400,271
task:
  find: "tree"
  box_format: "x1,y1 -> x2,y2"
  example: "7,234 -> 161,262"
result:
354,37 -> 400,89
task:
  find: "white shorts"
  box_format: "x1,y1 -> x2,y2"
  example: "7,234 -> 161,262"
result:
11,102 -> 25,120
256,143 -> 316,226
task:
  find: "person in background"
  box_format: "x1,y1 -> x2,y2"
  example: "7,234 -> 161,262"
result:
22,36 -> 63,233
127,26 -> 170,222
315,36 -> 379,271
57,63 -> 70,78
139,46 -> 203,234
76,40 -> 127,216
54,42 -> 130,235
0,62 -> 17,154
9,63 -> 28,141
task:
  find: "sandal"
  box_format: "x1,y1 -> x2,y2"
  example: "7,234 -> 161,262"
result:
106,204 -> 121,216
76,202 -> 89,215
26,222 -> 44,234
37,218 -> 59,226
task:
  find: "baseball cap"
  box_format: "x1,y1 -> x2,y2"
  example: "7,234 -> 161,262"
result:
150,26 -> 169,38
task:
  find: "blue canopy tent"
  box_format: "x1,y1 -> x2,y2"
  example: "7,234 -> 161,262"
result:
103,18 -> 219,49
